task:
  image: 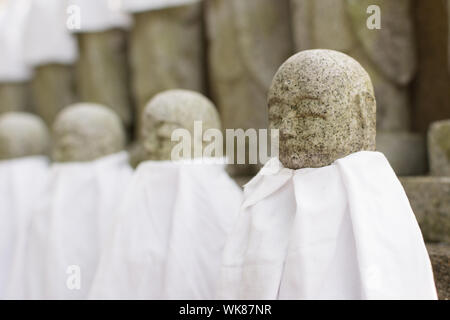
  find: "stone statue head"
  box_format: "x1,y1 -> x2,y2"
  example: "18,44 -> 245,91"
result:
52,103 -> 125,162
268,49 -> 376,169
142,89 -> 221,161
0,112 -> 50,160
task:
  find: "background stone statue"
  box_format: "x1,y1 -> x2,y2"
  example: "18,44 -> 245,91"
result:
205,0 -> 293,175
0,112 -> 49,160
268,49 -> 376,169
52,103 -> 126,162
69,0 -> 133,130
141,89 -> 221,161
124,1 -> 205,134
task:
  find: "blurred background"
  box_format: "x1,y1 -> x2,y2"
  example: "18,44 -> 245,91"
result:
0,0 -> 449,175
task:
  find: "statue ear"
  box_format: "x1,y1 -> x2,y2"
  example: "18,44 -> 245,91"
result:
354,91 -> 376,150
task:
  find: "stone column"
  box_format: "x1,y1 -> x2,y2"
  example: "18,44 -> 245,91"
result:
291,0 -> 425,176
75,29 -> 132,129
413,0 -> 450,133
30,65 -> 77,126
428,120 -> 450,177
127,2 -> 205,133
0,83 -> 29,114
205,0 -> 293,175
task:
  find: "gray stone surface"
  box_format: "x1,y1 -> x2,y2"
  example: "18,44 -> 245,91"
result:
428,120 -> 450,176
376,132 -> 428,176
52,103 -> 125,163
0,82 -> 29,114
31,64 -> 77,126
291,0 -> 416,131
205,0 -> 292,175
130,3 -> 204,133
141,89 -> 221,161
0,112 -> 49,160
426,243 -> 450,300
268,49 -> 376,169
400,176 -> 450,243
75,29 -> 132,129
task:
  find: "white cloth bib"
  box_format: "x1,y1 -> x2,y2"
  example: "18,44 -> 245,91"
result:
0,156 -> 49,298
218,151 -> 437,300
5,152 -> 133,299
122,0 -> 201,13
89,159 -> 243,299
0,0 -> 32,81
23,0 -> 78,67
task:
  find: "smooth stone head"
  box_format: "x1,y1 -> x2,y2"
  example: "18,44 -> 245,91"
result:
0,112 -> 50,160
52,103 -> 125,162
142,89 -> 221,161
268,49 -> 376,169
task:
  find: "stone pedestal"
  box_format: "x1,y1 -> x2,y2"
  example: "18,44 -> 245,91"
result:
205,0 -> 293,175
0,83 -> 29,114
429,120 -> 450,176
427,243 -> 450,300
400,176 -> 450,243
376,132 -> 427,176
31,64 -> 77,126
129,3 -> 205,133
75,29 -> 133,130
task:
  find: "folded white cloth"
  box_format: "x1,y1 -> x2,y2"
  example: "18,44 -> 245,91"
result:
0,156 -> 49,298
218,151 -> 437,300
67,0 -> 131,32
23,0 -> 78,67
89,159 -> 243,299
5,152 -> 133,299
0,0 -> 32,81
122,0 -> 201,13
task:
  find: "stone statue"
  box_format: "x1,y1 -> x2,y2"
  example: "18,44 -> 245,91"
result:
141,89 -> 221,161
205,0 -> 293,175
268,49 -> 376,169
0,112 -> 49,160
52,103 -> 125,162
124,1 -> 205,133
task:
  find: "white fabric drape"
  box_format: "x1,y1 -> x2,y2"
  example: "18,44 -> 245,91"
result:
89,159 -> 243,299
0,156 -> 49,298
5,152 -> 133,300
0,0 -> 31,81
67,0 -> 131,32
122,0 -> 202,13
24,0 -> 78,67
218,151 -> 437,300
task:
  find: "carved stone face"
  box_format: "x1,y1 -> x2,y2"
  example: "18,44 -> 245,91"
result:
0,112 -> 50,160
52,103 -> 125,162
142,89 -> 221,161
268,49 -> 376,169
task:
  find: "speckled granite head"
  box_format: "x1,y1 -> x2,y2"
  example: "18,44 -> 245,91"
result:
0,112 -> 50,160
268,49 -> 376,169
52,103 -> 125,162
142,89 -> 221,161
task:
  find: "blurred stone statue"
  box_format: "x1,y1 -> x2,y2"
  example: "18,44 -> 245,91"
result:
121,0 -> 205,134
23,0 -> 78,126
218,49 -> 437,300
68,0 -> 133,130
0,112 -> 49,160
268,50 -> 376,169
291,0 -> 416,131
141,89 -> 221,161
205,0 -> 293,175
52,103 -> 126,162
0,0 -> 32,113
